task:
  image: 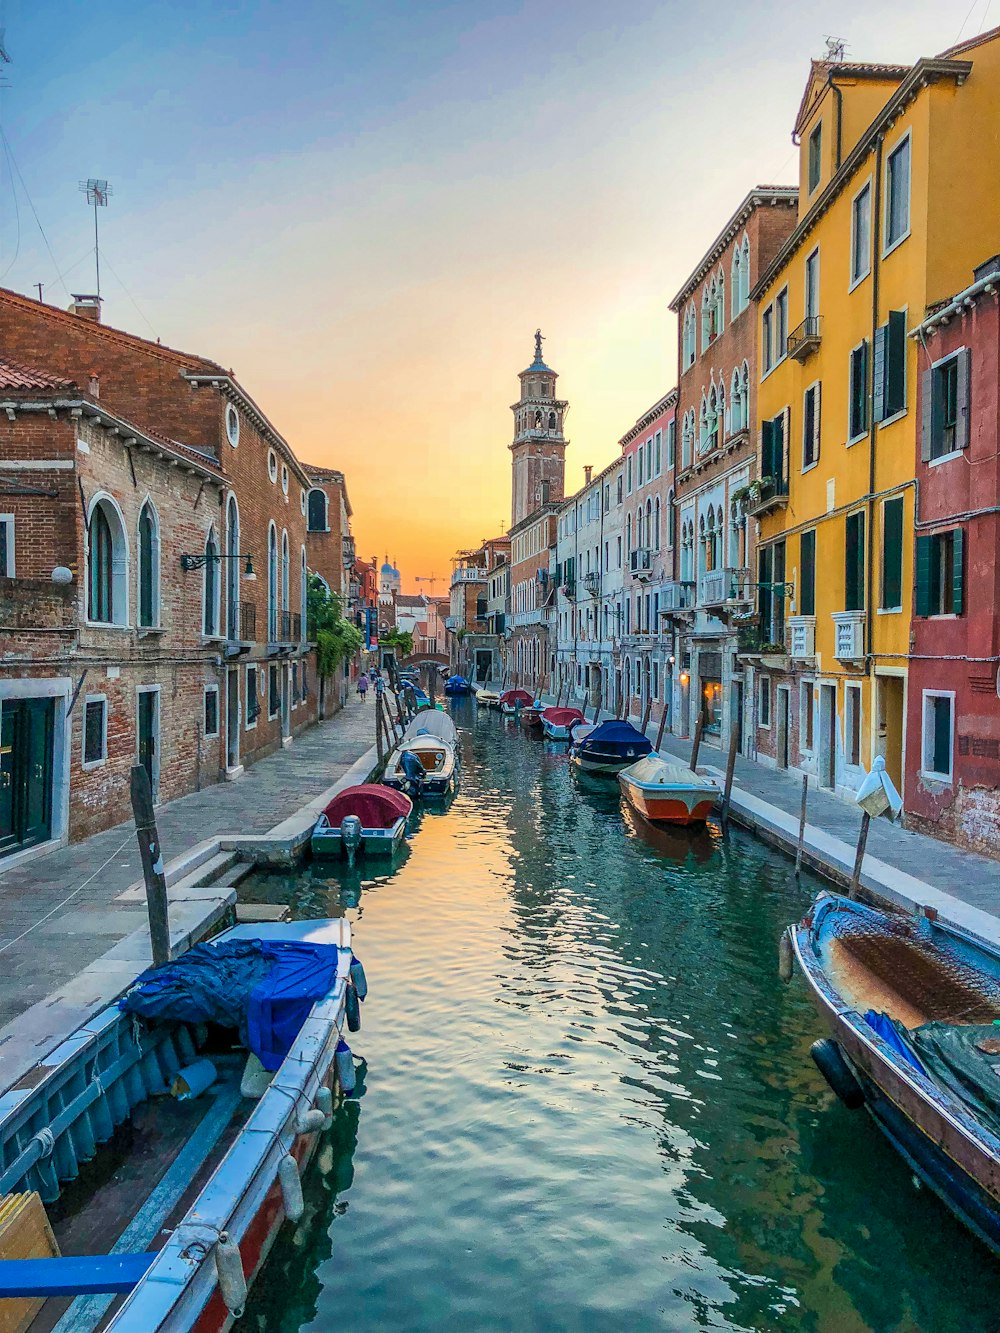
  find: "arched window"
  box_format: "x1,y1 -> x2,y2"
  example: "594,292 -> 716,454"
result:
699,394 -> 710,454
534,410 -> 542,428
731,246 -> 742,321
715,271 -> 725,336
300,546 -> 307,635
654,497 -> 661,550
88,496 -> 127,625
740,235 -> 751,310
203,527 -> 220,636
268,523 -> 278,640
281,530 -> 290,617
548,411 -> 556,429
699,514 -> 708,574
626,513 -> 632,553
225,494 -> 240,639
667,489 -> 675,547
645,498 -> 652,552
701,286 -> 711,351
730,368 -> 743,433
137,499 -> 159,628
307,489 -> 328,533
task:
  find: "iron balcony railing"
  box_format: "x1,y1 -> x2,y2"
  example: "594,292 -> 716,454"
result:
228,600 -> 256,642
787,315 -> 822,362
279,610 -> 302,642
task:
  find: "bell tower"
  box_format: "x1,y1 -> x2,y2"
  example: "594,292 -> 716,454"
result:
509,329 -> 568,529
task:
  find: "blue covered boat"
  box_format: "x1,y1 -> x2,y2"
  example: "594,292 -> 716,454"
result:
790,892 -> 1000,1255
569,719 -> 653,774
444,675 -> 472,696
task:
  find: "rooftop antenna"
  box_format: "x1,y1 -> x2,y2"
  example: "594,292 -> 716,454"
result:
78,178 -> 112,301
823,36 -> 846,62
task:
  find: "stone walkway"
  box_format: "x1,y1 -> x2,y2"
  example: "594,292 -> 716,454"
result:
0,699 -> 377,1027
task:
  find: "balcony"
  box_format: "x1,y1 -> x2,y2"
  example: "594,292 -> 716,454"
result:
226,600 -> 256,644
341,535 -> 356,570
659,581 -> 694,620
559,578 -> 576,598
787,315 -> 822,363
788,615 -> 816,662
582,571 -> 601,597
698,568 -> 737,608
629,548 -> 653,580
832,610 -> 865,663
747,476 -> 789,518
444,615 -> 459,630
452,566 -> 486,584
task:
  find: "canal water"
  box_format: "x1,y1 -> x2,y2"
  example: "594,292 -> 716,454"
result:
235,701 -> 1000,1333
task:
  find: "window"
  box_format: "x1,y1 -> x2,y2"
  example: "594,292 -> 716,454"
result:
758,540 -> 785,645
915,528 -> 964,616
267,449 -> 278,483
291,662 -> 300,708
83,696 -> 107,767
137,501 -> 159,628
87,497 -> 127,625
923,349 -> 970,461
758,676 -> 771,728
281,464 -> 289,496
300,489 -> 307,516
880,497 -> 904,611
922,691 -> 954,781
307,488 -> 328,532
762,304 -> 774,373
874,311 -> 906,422
802,382 -> 821,470
246,665 -> 260,728
799,529 -> 816,616
760,409 -> 787,492
268,523 -> 278,639
225,404 -> 240,447
801,682 -> 815,752
626,455 -> 633,494
666,420 -> 675,469
851,182 -> 872,285
654,430 -> 661,476
225,494 -> 240,640
269,663 -> 280,718
849,341 -> 869,441
204,686 -> 219,738
805,248 -> 820,320
637,447 -> 644,487
885,134 -> 911,251
808,122 -> 822,193
203,528 -> 220,636
844,685 -> 862,766
0,514 -> 14,576
776,288 -> 788,361
845,511 -> 865,611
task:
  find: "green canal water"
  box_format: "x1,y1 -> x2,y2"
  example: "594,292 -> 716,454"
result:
235,701 -> 1000,1333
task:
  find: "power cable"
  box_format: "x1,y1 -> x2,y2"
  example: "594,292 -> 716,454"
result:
0,125 -> 19,280
0,124 -> 71,299
99,250 -> 159,340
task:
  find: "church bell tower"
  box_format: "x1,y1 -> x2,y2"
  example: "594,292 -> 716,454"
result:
509,330 -> 568,529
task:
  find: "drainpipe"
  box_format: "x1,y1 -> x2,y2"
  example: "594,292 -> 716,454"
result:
866,133 -> 886,734
830,75 -> 844,170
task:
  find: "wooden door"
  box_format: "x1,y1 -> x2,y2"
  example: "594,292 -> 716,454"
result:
0,698 -> 54,857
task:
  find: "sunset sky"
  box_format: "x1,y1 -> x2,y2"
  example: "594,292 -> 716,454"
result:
0,0 -> 983,591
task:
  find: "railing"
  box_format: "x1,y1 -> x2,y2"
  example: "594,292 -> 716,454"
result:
660,581 -> 693,612
832,610 -> 865,662
452,566 -> 486,584
788,615 -> 816,659
787,315 -> 822,362
560,579 -> 576,597
582,571 -> 601,597
279,610 -> 302,642
239,601 -> 256,641
698,569 -> 733,607
629,548 -> 652,577
747,475 -> 790,517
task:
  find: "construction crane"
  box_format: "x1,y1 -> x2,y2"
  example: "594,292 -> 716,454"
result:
414,574 -> 443,592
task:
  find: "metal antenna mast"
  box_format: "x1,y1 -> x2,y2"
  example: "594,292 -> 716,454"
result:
78,178 -> 112,301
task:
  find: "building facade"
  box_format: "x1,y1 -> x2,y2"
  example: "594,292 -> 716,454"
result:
447,536 -> 509,683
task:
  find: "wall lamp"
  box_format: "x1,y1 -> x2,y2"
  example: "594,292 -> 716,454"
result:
180,552 -> 257,581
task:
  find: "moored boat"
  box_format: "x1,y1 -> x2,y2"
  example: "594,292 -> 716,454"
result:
444,674 -> 472,696
521,702 -> 544,728
403,710 -> 458,745
570,719 -> 653,774
311,784 -> 412,860
475,687 -> 501,709
383,734 -> 458,798
617,754 -> 719,825
789,892 -> 1000,1254
539,706 -> 586,740
0,919 -> 361,1331
498,688 -> 533,716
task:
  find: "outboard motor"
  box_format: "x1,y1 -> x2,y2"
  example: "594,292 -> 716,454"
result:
400,748 -> 426,797
340,814 -> 362,867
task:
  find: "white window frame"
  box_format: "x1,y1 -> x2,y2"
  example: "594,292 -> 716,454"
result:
843,683 -> 864,769
0,513 -> 14,576
883,130 -> 912,258
847,339 -> 869,446
758,675 -> 771,729
245,664 -> 259,731
225,404 -> 240,447
82,693 -> 108,769
921,688 -> 955,783
203,684 -> 220,739
927,346 -> 968,467
267,448 -> 278,483
800,679 -> 816,755
85,492 -> 131,629
804,246 -> 820,320
849,177 -> 872,291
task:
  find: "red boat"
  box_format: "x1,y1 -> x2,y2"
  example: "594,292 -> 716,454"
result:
499,688 -> 534,716
539,706 -> 586,740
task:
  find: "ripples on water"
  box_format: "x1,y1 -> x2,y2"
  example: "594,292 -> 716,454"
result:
236,702 -> 1000,1333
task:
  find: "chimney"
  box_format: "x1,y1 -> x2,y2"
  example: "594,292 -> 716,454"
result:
68,294 -> 102,323
583,465 -> 593,485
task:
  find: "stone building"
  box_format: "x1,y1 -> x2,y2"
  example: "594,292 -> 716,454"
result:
447,536 -> 509,683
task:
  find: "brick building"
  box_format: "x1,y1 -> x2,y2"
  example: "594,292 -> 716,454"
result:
0,289 -> 355,865
447,536 -> 509,683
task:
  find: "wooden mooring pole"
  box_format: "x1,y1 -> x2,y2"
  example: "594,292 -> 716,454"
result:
721,723 -> 740,832
654,703 -> 668,753
849,811 -> 871,900
130,765 -> 171,967
689,714 -> 704,773
640,696 -> 652,736
375,695 -> 385,763
794,774 -> 809,878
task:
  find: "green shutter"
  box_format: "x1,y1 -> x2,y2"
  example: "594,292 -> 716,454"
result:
881,497 -> 904,609
914,534 -> 932,616
760,418 -> 775,480
920,368 -> 934,462
845,511 -> 864,611
873,324 -> 887,421
952,526 -> 964,615
800,530 -> 816,616
886,310 -> 907,417
933,697 -> 952,777
955,348 -> 971,450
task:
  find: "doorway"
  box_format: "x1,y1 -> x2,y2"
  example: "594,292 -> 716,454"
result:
776,687 -> 790,768
0,698 -> 54,858
226,669 -> 240,770
137,688 -> 159,803
474,650 -> 492,684
818,683 -> 836,789
876,674 -> 905,796
281,666 -> 292,744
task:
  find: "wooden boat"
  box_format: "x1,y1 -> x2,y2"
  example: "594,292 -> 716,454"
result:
539,706 -> 586,740
570,720 -> 653,774
444,675 -> 472,696
617,754 -> 719,825
498,688 -> 533,716
403,710 -> 458,745
383,734 -> 458,798
521,704 -> 544,729
0,918 -> 359,1331
311,783 -> 411,859
475,687 -> 500,709
790,892 -> 1000,1254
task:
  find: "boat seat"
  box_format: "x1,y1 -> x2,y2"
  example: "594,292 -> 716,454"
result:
0,1252 -> 155,1297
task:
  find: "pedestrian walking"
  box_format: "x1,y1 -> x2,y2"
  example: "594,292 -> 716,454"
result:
358,671 -> 369,702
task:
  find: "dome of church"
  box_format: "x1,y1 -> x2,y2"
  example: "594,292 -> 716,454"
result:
380,559 -> 394,575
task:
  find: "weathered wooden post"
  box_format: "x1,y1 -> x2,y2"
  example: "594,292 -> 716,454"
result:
849,812 -> 871,900
689,713 -> 704,772
794,774 -> 809,878
130,765 -> 170,967
654,703 -> 668,753
375,694 -> 385,763
721,723 -> 740,832
640,696 -> 652,736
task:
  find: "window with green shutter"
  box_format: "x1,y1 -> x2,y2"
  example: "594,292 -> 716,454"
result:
874,311 -> 906,422
800,529 -> 816,616
760,418 -> 775,481
914,527 -> 964,615
849,341 -> 868,440
923,349 -> 970,461
880,497 -> 904,610
844,511 -> 865,611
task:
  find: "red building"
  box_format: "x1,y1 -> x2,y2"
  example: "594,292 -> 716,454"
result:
906,256 -> 1000,854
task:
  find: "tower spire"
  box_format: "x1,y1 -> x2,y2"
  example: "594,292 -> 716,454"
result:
534,328 -> 544,364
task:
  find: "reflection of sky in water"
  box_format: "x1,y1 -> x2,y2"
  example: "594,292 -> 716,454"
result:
236,703 -> 1000,1333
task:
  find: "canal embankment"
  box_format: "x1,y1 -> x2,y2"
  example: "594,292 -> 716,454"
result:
0,699 -> 378,1095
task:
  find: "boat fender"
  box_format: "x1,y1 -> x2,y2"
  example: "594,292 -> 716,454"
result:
335,1038 -> 357,1096
778,929 -> 794,984
810,1038 -> 865,1110
345,980 -> 362,1033
215,1232 -> 247,1318
349,955 -> 368,1001
316,1085 -> 334,1130
278,1153 -> 304,1222
297,1106 -> 327,1135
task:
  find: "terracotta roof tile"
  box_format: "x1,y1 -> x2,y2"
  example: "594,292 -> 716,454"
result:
0,356 -> 77,391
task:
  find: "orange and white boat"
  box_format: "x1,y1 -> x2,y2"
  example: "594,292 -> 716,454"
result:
617,754 -> 720,826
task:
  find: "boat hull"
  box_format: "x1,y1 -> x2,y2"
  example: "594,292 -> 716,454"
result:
540,721 -> 576,740
792,920 -> 1000,1255
618,775 -> 715,825
383,771 -> 456,798
310,817 -> 407,858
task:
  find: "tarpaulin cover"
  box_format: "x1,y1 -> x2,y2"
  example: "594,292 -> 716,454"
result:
541,707 -> 585,727
863,1010 -> 927,1074
446,676 -> 469,688
321,783 -> 412,828
499,689 -> 533,705
906,1021 -> 1000,1138
578,721 -> 653,754
120,939 -> 342,1070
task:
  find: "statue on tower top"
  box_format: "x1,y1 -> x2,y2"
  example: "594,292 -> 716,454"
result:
534,328 -> 544,363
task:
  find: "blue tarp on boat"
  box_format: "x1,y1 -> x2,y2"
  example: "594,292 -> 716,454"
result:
120,939 -> 341,1070
578,721 -> 653,752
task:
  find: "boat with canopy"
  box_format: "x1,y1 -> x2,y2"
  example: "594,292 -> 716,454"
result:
311,784 -> 411,860
617,754 -> 719,825
539,706 -> 586,740
498,688 -> 533,717
383,734 -> 458,798
569,720 -> 653,774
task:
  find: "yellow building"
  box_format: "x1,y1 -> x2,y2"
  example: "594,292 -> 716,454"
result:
747,29 -> 1000,802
